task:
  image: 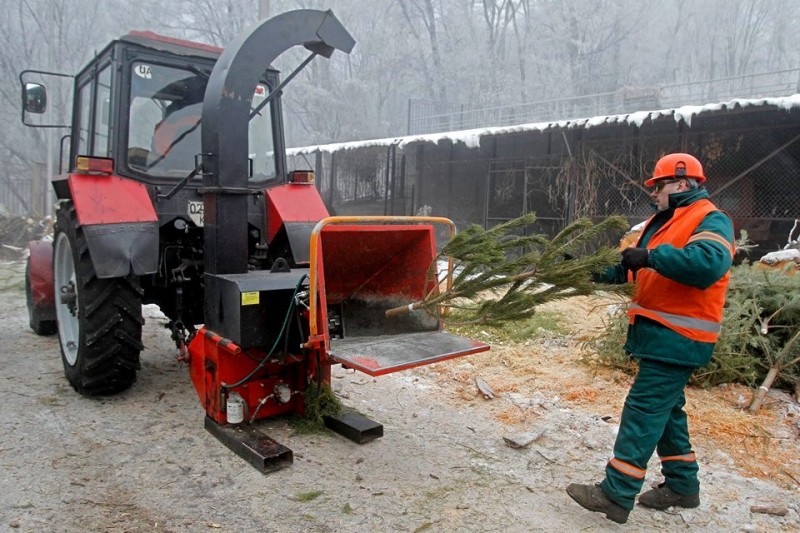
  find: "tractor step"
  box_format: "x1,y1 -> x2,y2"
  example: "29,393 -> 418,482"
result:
329,331 -> 490,376
204,416 -> 293,473
324,411 -> 383,444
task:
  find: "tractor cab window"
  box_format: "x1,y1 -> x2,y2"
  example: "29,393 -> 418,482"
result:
127,62 -> 204,177
248,83 -> 277,182
75,81 -> 92,156
93,66 -> 112,157
126,61 -> 277,182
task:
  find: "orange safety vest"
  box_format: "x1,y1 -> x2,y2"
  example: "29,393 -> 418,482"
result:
627,199 -> 734,343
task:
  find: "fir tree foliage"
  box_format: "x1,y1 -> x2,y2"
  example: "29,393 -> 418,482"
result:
405,214 -> 630,325
289,381 -> 342,434
731,264 -> 800,409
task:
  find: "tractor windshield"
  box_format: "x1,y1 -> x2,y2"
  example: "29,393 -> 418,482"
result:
126,61 -> 276,182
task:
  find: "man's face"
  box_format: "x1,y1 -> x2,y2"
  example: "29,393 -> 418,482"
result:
650,178 -> 688,211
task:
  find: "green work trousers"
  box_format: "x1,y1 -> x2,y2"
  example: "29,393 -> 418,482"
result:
600,358 -> 699,510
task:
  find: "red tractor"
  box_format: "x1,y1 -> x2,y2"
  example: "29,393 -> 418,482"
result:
21,10 -> 488,471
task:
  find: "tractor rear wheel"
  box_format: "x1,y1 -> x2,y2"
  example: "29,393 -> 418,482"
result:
25,260 -> 57,335
53,201 -> 144,395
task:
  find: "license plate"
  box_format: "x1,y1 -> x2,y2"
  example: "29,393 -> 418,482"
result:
188,200 -> 204,227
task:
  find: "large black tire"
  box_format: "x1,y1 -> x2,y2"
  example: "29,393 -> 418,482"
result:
25,260 -> 57,335
53,201 -> 144,395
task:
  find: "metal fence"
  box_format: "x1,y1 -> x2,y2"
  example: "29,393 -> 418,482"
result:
0,176 -> 33,216
408,69 -> 800,135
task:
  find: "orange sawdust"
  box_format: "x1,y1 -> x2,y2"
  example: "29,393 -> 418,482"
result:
426,295 -> 800,490
563,386 -> 600,403
493,406 -> 545,426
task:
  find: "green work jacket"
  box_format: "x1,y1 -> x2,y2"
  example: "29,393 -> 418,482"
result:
599,188 -> 734,368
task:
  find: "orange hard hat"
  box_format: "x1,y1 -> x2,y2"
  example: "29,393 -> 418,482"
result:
645,153 -> 706,187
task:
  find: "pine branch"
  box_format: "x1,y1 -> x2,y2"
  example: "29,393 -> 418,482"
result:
386,214 -> 631,325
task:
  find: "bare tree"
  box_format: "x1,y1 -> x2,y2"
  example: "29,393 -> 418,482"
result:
470,1 -> 527,99
134,0 -> 259,46
397,0 -> 448,102
532,0 -> 648,96
0,0 -> 125,213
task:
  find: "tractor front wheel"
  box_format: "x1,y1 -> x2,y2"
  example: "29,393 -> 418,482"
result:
53,201 -> 144,395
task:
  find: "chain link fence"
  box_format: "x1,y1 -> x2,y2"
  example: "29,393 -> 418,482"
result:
577,117 -> 800,252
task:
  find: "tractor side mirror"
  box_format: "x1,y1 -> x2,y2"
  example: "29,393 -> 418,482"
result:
23,82 -> 47,114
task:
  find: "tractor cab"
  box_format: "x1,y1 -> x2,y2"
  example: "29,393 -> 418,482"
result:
23,31 -> 283,188
22,31 -> 291,332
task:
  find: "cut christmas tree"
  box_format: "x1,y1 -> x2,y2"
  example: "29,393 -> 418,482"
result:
386,213 -> 631,325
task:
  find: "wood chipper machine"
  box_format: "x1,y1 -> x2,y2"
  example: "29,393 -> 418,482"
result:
21,9 -> 488,472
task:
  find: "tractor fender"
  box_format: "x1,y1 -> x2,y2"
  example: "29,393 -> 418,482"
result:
28,239 -> 55,312
67,173 -> 159,278
266,184 -> 330,264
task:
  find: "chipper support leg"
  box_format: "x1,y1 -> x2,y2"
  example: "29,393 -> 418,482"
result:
324,411 -> 384,444
204,417 -> 293,473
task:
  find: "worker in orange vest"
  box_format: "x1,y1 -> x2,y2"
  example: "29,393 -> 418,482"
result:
566,153 -> 735,524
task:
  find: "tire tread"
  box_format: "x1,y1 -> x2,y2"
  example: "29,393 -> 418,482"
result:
55,202 -> 143,396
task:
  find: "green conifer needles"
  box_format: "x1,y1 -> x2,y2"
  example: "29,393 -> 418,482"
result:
386,214 -> 630,325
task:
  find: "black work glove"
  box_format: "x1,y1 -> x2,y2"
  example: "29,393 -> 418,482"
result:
621,247 -> 650,272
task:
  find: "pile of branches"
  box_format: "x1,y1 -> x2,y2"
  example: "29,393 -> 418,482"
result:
726,264 -> 800,411
0,215 -> 51,259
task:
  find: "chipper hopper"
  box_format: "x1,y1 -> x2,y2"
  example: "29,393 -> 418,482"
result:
20,9 -> 488,472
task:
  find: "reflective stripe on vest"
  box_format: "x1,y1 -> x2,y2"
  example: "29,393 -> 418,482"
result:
628,304 -> 721,334
687,231 -> 735,256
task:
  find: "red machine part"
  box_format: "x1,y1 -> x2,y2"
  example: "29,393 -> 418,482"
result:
265,183 -> 329,243
188,328 -> 312,424
126,30 -> 224,55
68,173 -> 158,225
153,114 -> 200,155
27,240 -> 55,309
307,217 -> 490,374
307,217 -> 453,344
317,224 -> 437,304
189,214 -> 489,424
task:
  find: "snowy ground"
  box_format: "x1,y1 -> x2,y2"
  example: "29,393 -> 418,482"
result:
0,260 -> 798,532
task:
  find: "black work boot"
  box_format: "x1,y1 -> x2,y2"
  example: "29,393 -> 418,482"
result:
638,482 -> 700,510
566,483 -> 630,524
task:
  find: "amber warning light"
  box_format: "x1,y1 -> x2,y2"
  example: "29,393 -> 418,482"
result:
289,170 -> 314,184
75,156 -> 114,175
